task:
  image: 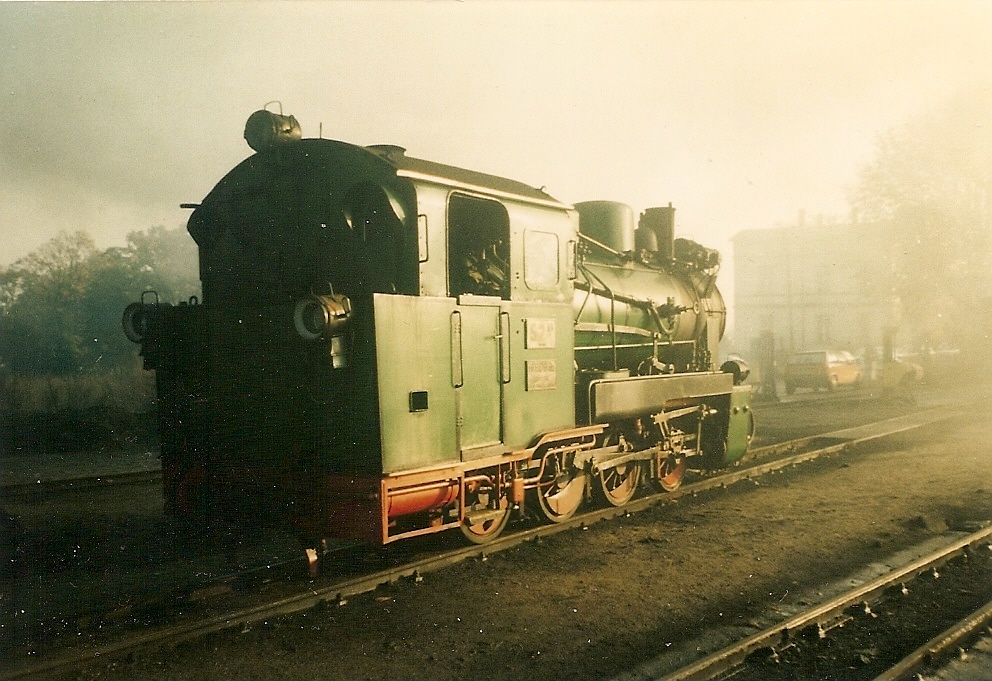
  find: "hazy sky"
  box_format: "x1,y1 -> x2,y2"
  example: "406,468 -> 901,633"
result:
2,0 -> 991,275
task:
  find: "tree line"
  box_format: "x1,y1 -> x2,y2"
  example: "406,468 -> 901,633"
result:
0,226 -> 199,376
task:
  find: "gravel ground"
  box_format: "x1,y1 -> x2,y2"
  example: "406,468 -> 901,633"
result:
5,372 -> 992,680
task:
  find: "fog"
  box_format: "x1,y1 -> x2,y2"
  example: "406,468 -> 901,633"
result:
2,0 -> 990,287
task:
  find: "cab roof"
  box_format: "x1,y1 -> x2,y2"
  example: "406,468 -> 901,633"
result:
366,144 -> 571,210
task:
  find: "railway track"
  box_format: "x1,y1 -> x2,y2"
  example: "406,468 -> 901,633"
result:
0,406 -> 958,681
613,525 -> 992,680
0,469 -> 160,499
882,596 -> 992,680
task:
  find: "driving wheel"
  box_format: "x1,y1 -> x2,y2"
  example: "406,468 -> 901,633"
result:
598,462 -> 641,507
657,452 -> 686,492
534,451 -> 586,522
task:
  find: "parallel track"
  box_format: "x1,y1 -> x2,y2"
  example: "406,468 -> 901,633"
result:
878,597 -> 992,680
616,525 -> 992,680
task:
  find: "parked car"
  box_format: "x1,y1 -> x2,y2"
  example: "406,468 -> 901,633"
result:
784,350 -> 862,394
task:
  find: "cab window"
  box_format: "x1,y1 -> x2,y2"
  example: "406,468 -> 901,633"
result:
524,230 -> 559,290
447,194 -> 510,299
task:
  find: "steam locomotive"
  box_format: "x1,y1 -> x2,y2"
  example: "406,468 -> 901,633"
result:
123,108 -> 753,572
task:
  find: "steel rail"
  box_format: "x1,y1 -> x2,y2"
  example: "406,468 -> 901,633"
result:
0,469 -> 161,498
875,597 -> 992,680
634,525 -> 992,681
0,407 -> 958,681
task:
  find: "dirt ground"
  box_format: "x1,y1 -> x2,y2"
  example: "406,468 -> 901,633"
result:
35,375 -> 990,681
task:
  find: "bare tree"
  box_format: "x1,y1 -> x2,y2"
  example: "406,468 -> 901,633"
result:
849,87 -> 992,353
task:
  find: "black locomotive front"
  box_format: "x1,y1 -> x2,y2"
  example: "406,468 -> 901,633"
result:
128,113 -> 423,523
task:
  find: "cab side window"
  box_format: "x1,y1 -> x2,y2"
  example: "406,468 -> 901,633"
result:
524,229 -> 559,290
447,194 -> 510,299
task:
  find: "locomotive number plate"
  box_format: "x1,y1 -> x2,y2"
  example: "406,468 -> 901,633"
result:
525,318 -> 556,349
526,359 -> 557,391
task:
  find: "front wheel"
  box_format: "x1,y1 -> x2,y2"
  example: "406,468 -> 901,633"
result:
461,484 -> 511,544
461,507 -> 511,544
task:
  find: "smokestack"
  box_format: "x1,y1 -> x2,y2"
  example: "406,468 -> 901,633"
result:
638,204 -> 676,260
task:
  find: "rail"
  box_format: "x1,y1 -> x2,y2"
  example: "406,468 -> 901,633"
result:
623,525 -> 992,680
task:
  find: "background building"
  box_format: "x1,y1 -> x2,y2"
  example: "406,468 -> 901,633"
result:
732,215 -> 905,379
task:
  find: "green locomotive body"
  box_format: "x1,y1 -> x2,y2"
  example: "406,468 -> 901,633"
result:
124,109 -> 753,565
